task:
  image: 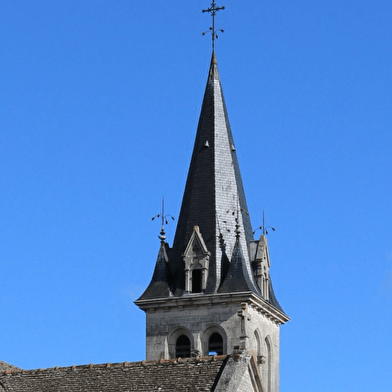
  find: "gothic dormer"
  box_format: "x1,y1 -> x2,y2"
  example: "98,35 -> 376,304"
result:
183,226 -> 211,293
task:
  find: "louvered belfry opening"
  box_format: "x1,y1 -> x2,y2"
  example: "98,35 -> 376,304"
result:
208,333 -> 223,355
176,335 -> 191,358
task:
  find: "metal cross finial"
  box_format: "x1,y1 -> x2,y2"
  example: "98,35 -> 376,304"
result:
151,198 -> 175,243
202,1 -> 225,52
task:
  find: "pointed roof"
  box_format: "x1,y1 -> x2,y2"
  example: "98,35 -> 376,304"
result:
170,52 -> 256,295
218,237 -> 258,294
137,242 -> 171,300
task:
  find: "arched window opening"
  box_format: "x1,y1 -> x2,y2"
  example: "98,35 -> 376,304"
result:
254,330 -> 264,376
208,332 -> 223,355
176,335 -> 191,358
192,269 -> 202,293
254,330 -> 261,356
264,337 -> 272,392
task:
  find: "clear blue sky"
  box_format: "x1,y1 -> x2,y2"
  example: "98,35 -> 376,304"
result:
1,1 -> 391,391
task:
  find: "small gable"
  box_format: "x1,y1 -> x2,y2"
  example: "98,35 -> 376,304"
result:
183,226 -> 211,293
213,352 -> 263,392
183,226 -> 210,270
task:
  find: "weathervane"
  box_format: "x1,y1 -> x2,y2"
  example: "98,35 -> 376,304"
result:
253,211 -> 276,236
202,1 -> 225,52
151,198 -> 175,243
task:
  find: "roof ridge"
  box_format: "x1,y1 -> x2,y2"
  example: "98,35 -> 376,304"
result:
0,355 -> 229,376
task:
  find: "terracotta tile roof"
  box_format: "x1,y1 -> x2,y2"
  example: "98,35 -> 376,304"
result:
0,356 -> 227,392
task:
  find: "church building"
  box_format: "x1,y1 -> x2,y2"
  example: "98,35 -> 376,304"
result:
0,6 -> 289,391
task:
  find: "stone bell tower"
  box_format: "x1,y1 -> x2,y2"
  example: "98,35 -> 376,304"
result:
135,52 -> 289,392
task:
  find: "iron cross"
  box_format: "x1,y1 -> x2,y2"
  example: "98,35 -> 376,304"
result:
202,1 -> 225,52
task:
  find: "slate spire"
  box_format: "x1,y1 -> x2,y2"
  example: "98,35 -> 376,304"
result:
170,52 -> 256,294
137,52 -> 287,316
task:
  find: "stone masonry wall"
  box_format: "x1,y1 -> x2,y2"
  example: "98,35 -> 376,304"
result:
145,300 -> 280,391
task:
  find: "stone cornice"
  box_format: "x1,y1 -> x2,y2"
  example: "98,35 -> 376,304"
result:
134,291 -> 289,325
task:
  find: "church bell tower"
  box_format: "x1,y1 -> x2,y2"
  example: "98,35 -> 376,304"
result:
135,51 -> 289,391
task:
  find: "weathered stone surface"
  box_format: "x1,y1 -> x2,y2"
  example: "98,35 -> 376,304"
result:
144,296 -> 280,392
213,353 -> 262,392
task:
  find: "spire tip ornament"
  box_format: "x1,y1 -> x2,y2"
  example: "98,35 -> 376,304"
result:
202,1 -> 225,52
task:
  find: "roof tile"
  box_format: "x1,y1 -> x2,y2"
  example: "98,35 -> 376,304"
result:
0,357 -> 227,392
